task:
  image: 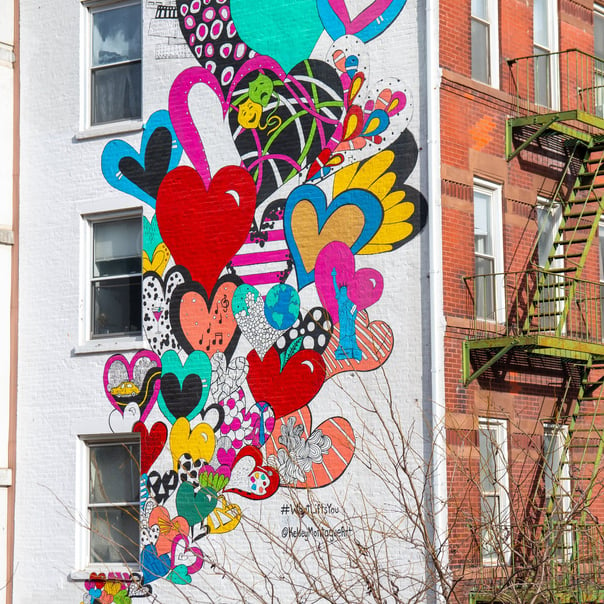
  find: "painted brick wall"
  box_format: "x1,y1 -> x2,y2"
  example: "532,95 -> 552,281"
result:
14,1 -> 432,602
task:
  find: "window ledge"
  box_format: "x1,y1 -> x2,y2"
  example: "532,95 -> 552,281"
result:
72,335 -> 144,356
74,120 -> 143,141
68,566 -> 140,582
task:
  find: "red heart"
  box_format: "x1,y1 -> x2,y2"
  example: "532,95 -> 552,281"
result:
247,348 -> 326,419
133,421 -> 168,474
223,445 -> 279,500
265,405 -> 355,488
322,310 -> 393,378
156,166 -> 256,295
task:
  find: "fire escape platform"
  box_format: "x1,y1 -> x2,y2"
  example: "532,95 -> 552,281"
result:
463,335 -> 604,385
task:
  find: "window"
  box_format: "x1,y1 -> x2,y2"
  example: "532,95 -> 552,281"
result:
594,5 -> 604,116
533,0 -> 559,108
473,180 -> 505,322
471,0 -> 499,87
537,199 -> 564,331
88,0 -> 142,126
90,215 -> 142,338
478,418 -> 510,565
543,424 -> 572,560
85,435 -> 140,564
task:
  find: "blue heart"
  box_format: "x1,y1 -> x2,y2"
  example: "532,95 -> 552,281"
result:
141,544 -> 171,584
88,587 -> 102,599
283,184 -> 383,289
101,110 -> 182,208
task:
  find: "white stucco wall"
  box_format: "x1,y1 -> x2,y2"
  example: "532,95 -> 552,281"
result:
15,1 -> 432,602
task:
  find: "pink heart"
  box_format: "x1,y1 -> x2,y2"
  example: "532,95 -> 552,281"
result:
103,350 -> 161,424
170,534 -> 204,575
315,241 -> 383,324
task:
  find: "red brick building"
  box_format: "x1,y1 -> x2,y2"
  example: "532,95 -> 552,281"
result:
441,0 -> 604,601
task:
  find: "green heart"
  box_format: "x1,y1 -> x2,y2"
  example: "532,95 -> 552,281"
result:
167,564 -> 192,585
231,0 -> 324,72
158,350 -> 212,424
176,482 -> 218,526
113,590 -> 132,604
143,215 -> 164,258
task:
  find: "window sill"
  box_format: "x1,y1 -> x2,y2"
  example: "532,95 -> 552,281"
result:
68,565 -> 140,582
74,119 -> 143,141
72,335 -> 144,356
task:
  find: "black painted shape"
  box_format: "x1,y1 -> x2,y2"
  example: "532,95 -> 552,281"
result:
160,372 -> 204,420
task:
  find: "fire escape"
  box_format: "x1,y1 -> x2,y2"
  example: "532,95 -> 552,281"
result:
463,50 -> 604,604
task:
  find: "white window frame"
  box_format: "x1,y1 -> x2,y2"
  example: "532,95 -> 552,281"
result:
594,5 -> 604,117
80,0 -> 143,133
543,423 -> 572,562
75,433 -> 140,571
537,198 -> 565,333
533,0 -> 560,109
471,0 -> 500,88
473,179 -> 505,323
478,417 -> 511,566
79,208 -> 143,350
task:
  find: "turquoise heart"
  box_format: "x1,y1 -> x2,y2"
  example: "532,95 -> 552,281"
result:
167,564 -> 192,585
176,482 -> 218,526
143,215 -> 164,258
231,0 -> 324,72
158,350 -> 212,424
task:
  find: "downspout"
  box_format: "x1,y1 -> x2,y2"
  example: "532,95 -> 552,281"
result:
426,0 -> 448,601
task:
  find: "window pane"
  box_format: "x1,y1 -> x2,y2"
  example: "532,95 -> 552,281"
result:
471,19 -> 490,83
474,191 -> 492,255
534,49 -> 551,107
92,61 -> 142,125
533,0 -> 549,47
92,4 -> 141,67
93,219 -> 141,278
471,0 -> 488,20
92,277 -> 142,336
90,442 -> 140,504
90,505 -> 140,563
595,11 -> 604,60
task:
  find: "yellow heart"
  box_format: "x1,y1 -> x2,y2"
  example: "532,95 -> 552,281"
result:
291,201 -> 365,272
207,496 -> 242,534
169,418 -> 215,471
142,242 -> 170,276
104,581 -> 121,596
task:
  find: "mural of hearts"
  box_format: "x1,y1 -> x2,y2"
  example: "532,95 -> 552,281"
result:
158,350 -> 211,424
170,277 -> 240,359
206,495 -> 242,534
315,241 -> 384,324
156,165 -> 256,295
283,183 -> 383,289
141,544 -> 171,584
223,445 -> 280,499
103,350 -> 161,423
170,417 -> 216,471
275,306 -> 333,359
147,470 -> 179,505
318,0 -> 408,42
322,310 -> 394,378
210,352 -> 249,402
176,481 -> 218,525
134,421 -> 168,474
247,347 -> 326,418
143,214 -> 165,258
227,199 -> 292,295
148,505 -> 191,556
227,59 -> 344,203
230,0 -> 324,72
108,402 -> 140,433
265,405 -> 355,488
143,266 -> 188,357
176,0 -> 255,90
233,284 -> 286,359
143,242 -> 171,277
102,110 -> 182,208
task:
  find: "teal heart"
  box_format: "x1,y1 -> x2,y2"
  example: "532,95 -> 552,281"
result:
143,215 -> 164,258
176,482 -> 218,526
158,350 -> 211,424
167,564 -> 192,585
231,0 -> 324,72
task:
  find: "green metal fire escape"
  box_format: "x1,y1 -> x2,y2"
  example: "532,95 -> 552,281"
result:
464,49 -> 604,604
